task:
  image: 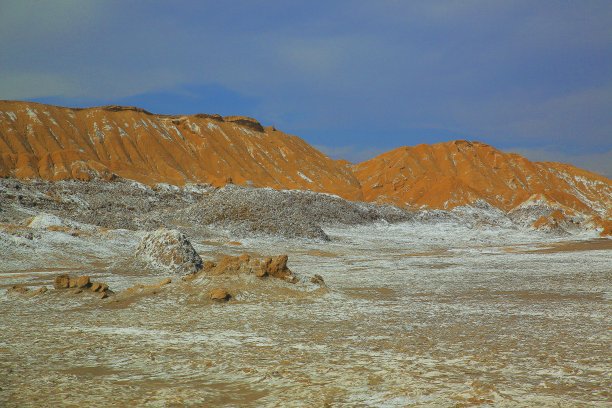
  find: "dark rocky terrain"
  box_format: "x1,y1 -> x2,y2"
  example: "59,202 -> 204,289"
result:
0,178 -> 413,241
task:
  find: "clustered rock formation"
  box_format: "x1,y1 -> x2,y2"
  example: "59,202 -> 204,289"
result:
7,285 -> 47,297
194,254 -> 298,283
53,274 -> 114,298
7,251 -> 324,305
183,253 -> 326,302
7,274 -> 114,299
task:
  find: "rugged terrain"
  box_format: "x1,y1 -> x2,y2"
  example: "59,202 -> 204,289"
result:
1,190 -> 610,406
0,100 -> 361,200
0,101 -> 611,406
0,177 -> 606,241
1,101 -> 610,235
0,179 -> 413,241
355,140 -> 612,219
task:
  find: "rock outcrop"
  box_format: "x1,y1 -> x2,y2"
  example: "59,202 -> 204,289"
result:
176,184 -> 411,240
7,285 -> 47,297
115,278 -> 173,300
105,254 -> 324,307
530,209 -> 585,234
136,229 -> 203,273
26,213 -> 97,237
188,253 -> 298,283
53,274 -> 71,290
52,274 -> 113,298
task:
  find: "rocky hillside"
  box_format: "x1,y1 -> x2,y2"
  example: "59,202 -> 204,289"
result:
354,140 -> 612,219
0,101 -> 362,200
1,101 -> 610,225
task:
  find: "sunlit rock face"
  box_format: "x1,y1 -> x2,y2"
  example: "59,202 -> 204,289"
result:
0,101 -> 610,234
0,101 -> 362,200
354,141 -> 611,220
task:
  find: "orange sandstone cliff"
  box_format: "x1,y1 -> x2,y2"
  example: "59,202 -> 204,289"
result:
0,101 -> 362,200
354,141 -> 611,219
1,101 -> 610,222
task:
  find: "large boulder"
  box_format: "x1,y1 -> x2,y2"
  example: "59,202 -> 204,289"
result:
136,229 -> 203,273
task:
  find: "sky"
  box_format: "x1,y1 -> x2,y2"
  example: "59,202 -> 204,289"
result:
1,0 -> 611,177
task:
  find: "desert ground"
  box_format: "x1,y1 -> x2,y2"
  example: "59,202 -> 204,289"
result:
1,179 -> 610,407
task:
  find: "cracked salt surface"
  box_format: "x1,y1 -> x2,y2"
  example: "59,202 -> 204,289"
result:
0,221 -> 610,406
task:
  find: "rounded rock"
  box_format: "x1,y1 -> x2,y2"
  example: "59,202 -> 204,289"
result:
210,288 -> 231,302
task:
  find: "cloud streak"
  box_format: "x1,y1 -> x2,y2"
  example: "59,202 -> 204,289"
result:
0,0 -> 610,176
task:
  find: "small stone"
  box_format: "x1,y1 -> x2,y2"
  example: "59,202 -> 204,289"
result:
31,286 -> 48,296
310,274 -> 325,285
252,260 -> 267,278
264,255 -> 296,282
182,273 -> 196,282
7,285 -> 29,295
255,266 -> 267,278
53,274 -> 70,289
268,255 -> 288,275
90,282 -> 108,292
210,288 -> 231,302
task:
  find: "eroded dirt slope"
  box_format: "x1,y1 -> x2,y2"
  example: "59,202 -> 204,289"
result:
354,140 -> 612,217
0,101 -> 362,200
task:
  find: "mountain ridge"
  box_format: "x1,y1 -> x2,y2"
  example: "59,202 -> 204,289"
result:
354,140 -> 610,216
0,100 -> 362,200
1,101 -> 610,233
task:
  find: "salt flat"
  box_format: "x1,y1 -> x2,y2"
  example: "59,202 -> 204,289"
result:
1,220 -> 610,407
